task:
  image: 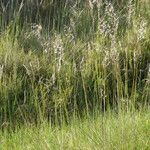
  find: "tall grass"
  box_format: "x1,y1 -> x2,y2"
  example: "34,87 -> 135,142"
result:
0,0 -> 149,128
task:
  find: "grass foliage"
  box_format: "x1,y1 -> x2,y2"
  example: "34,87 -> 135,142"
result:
0,111 -> 149,149
0,0 -> 149,128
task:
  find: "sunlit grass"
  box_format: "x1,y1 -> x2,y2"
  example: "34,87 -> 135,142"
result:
0,111 -> 149,150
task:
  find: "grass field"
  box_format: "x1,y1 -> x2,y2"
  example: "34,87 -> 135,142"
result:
0,111 -> 150,150
0,0 -> 150,149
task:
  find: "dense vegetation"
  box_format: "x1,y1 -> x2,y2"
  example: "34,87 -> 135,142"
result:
0,1 -> 149,149
1,111 -> 149,149
0,0 -> 149,129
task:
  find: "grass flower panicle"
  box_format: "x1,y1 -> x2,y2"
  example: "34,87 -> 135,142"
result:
53,34 -> 64,72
